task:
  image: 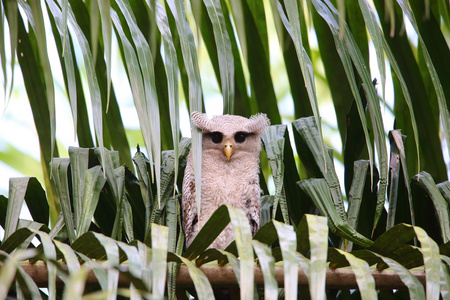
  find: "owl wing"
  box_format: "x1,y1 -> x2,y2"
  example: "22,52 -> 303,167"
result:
181,155 -> 198,248
244,180 -> 261,236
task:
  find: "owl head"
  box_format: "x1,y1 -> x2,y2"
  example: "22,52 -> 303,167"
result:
191,111 -> 270,160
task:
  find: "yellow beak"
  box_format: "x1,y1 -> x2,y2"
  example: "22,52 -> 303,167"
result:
224,141 -> 234,160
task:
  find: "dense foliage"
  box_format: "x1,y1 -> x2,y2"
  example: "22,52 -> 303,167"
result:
1,0 -> 450,298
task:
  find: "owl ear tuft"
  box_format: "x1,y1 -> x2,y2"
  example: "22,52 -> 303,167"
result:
191,111 -> 211,131
248,113 -> 270,135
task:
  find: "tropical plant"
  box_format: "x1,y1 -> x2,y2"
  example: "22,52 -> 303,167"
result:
1,0 -> 450,298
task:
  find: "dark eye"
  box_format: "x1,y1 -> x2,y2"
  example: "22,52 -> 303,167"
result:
234,132 -> 247,143
211,132 -> 223,144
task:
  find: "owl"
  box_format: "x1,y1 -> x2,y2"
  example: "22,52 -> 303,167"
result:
182,111 -> 270,250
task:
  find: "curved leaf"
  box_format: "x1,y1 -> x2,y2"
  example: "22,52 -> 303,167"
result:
115,0 -> 161,208
54,240 -> 80,274
227,206 -> 254,299
28,0 -> 56,167
273,220 -> 297,300
167,252 -> 214,300
414,226 -> 441,300
397,0 -> 450,169
2,0 -> 18,101
440,261 -> 450,300
311,0 -> 388,232
306,214 -> 328,299
183,205 -> 229,259
45,0 -> 78,140
279,0 -> 324,163
372,251 -> 425,300
330,248 -> 377,299
30,229 -> 58,300
167,0 -> 203,218
252,240 -> 278,299
0,249 -> 39,299
202,0 -> 234,114
62,265 -> 91,300
153,1 -> 180,192
298,178 -> 373,248
370,223 -> 416,255
97,0 -> 111,110
151,223 -> 168,297
412,172 -> 450,243
47,0 -> 105,176
293,117 -> 346,221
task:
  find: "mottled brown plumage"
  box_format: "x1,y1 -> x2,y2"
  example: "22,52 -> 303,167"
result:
182,112 -> 270,249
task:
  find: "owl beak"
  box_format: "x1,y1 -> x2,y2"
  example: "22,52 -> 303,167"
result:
224,142 -> 234,160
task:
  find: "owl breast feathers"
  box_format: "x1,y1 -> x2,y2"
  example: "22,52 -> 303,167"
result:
182,111 -> 270,250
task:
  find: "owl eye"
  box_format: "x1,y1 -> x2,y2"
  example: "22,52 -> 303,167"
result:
210,132 -> 223,143
234,132 -> 248,143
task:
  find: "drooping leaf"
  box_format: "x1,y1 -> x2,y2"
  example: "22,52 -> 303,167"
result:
273,220 -> 297,299
359,0 -> 421,180
202,0 -> 234,114
97,0 -> 112,110
166,0 -> 203,219
398,0 -> 450,172
293,117 -> 346,221
151,223 -> 168,297
0,249 -> 39,299
153,0 -> 180,192
298,178 -> 373,248
305,214 -> 328,299
228,206 -> 255,299
311,0 -> 388,232
412,172 -> 450,243
329,248 -> 377,299
350,249 -> 426,300
116,0 -> 161,209
414,226 -> 441,300
13,9 -> 60,224
47,0 -> 106,177
2,0 -> 18,101
54,240 -> 80,274
252,240 -> 278,299
62,265 -> 91,300
439,261 -> 450,300
33,230 -> 59,299
280,0 -> 324,159
27,0 -> 56,169
374,0 -> 446,183
167,252 -> 214,299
